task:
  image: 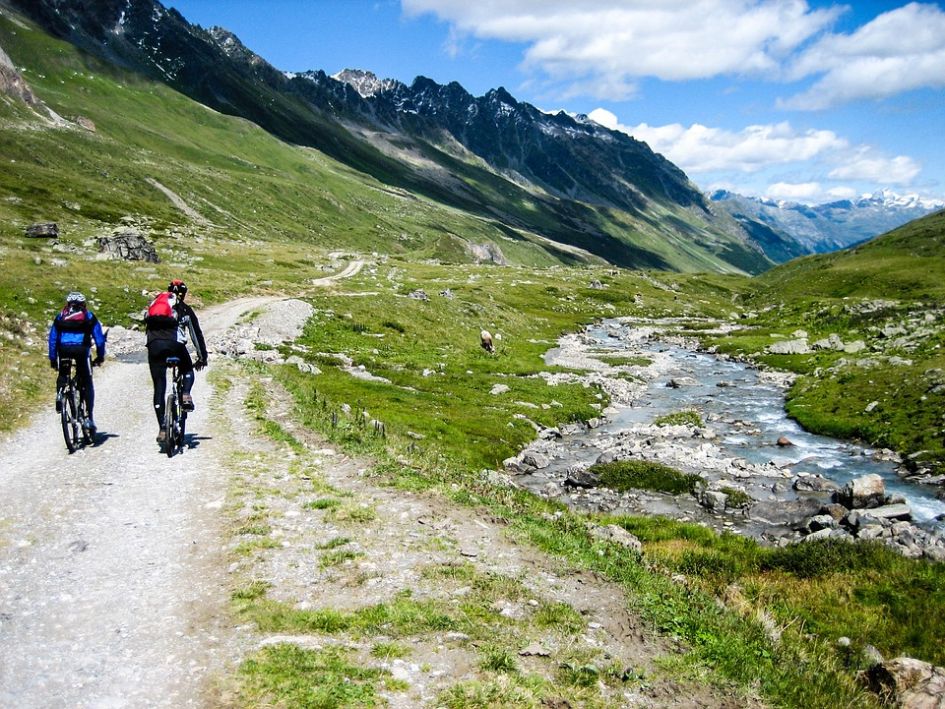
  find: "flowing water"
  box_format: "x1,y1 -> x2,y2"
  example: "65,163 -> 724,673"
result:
580,322 -> 945,530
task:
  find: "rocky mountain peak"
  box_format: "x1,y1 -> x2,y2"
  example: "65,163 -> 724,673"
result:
207,26 -> 269,68
332,68 -> 400,98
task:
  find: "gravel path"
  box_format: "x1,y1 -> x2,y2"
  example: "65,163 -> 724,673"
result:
0,296 -> 278,708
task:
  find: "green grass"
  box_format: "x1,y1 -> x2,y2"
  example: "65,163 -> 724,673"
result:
590,460 -> 703,494
654,409 -> 704,428
239,644 -> 389,708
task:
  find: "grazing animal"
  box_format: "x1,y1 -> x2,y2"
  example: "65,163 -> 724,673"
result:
480,329 -> 495,353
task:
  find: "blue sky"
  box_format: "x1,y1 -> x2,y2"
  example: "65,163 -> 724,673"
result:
169,0 -> 945,206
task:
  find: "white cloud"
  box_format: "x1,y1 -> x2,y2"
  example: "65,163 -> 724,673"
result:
781,3 -> 945,109
589,109 -> 847,174
402,0 -> 839,99
828,152 -> 921,185
765,181 -> 822,201
826,186 -> 858,200
592,109 -> 926,198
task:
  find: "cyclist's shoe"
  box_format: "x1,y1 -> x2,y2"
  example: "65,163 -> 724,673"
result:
55,392 -> 62,413
181,393 -> 195,411
86,418 -> 97,437
156,428 -> 167,445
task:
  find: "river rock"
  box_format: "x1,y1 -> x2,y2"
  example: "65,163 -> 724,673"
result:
806,515 -> 838,532
564,468 -> 601,489
793,474 -> 840,493
776,436 -> 794,447
835,474 -> 886,509
860,503 -> 913,522
522,452 -> 551,470
863,657 -> 945,709
666,377 -> 697,388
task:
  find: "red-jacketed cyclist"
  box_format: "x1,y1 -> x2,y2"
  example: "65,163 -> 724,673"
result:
144,279 -> 207,444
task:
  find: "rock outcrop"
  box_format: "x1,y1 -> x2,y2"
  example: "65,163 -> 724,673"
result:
98,231 -> 159,262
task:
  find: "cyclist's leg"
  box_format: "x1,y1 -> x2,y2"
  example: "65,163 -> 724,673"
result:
178,345 -> 195,394
74,350 -> 94,420
177,345 -> 196,410
147,343 -> 171,425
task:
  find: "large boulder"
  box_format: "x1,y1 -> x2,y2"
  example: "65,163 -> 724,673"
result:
863,657 -> 945,709
98,230 -> 159,262
835,474 -> 886,509
768,338 -> 811,355
25,222 -> 58,239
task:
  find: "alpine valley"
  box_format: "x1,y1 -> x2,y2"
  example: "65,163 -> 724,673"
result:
2,1 -> 945,708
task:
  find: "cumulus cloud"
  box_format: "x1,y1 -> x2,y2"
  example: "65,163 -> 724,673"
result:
402,0 -> 839,99
591,109 -> 925,198
589,109 -> 847,174
780,3 -> 945,109
828,152 -> 921,185
765,182 -> 823,201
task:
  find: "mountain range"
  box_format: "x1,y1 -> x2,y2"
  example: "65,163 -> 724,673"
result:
710,189 -> 944,255
1,0 -> 940,273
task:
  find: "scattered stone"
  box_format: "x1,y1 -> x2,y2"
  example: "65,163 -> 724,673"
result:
407,289 -> 428,301
863,657 -> 945,709
776,436 -> 794,447
590,524 -> 642,554
25,222 -> 58,239
519,642 -> 551,657
490,383 -> 510,395
75,116 -> 96,132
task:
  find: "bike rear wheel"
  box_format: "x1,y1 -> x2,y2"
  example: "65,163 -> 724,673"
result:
60,388 -> 79,453
165,393 -> 178,457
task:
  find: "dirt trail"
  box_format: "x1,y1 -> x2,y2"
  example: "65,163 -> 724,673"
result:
0,296 -> 277,708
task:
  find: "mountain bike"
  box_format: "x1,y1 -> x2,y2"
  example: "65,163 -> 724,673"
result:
58,358 -> 94,453
163,356 -> 187,457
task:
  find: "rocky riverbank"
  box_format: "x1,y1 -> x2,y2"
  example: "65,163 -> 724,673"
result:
504,319 -> 945,561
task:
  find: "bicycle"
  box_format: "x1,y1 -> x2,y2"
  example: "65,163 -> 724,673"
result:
58,357 -> 94,453
163,356 -> 187,457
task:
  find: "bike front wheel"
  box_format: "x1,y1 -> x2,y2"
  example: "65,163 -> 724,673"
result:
60,389 -> 79,453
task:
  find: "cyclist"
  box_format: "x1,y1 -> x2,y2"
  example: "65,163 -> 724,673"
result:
145,279 -> 208,444
48,291 -> 106,434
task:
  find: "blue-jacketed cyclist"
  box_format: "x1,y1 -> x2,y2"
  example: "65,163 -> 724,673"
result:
48,291 -> 106,434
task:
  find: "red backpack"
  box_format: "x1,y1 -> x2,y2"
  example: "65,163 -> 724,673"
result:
146,292 -> 178,328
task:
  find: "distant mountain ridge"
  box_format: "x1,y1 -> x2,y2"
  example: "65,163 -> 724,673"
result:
0,0 -> 860,273
710,189 -> 944,254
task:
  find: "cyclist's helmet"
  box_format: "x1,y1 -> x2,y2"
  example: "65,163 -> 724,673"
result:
65,291 -> 87,308
168,279 -> 188,297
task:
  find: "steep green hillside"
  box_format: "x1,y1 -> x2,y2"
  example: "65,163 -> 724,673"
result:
705,210 -> 945,471
3,0 -> 775,274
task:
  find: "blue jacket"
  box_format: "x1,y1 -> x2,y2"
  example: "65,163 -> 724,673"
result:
48,308 -> 106,363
